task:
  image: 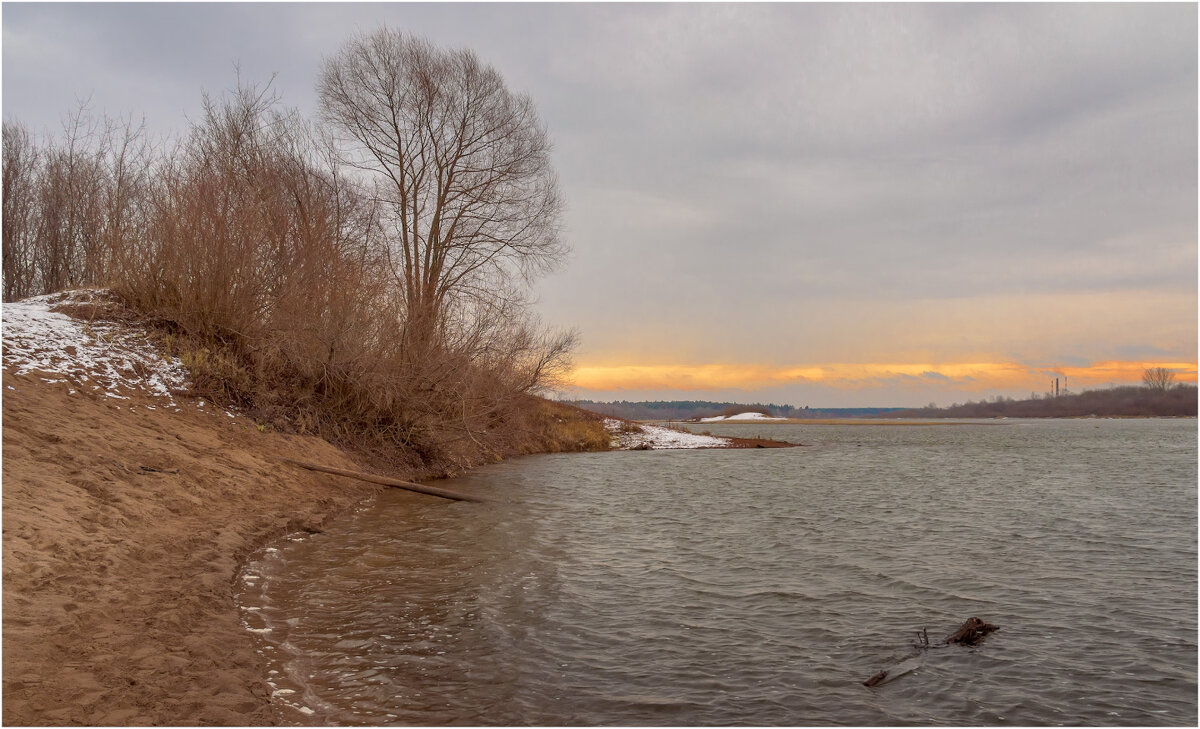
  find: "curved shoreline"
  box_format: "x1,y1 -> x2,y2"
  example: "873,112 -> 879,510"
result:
2,370 -> 386,725
3,372 -> 807,724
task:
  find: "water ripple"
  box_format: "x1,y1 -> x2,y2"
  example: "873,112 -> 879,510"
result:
239,419 -> 1197,725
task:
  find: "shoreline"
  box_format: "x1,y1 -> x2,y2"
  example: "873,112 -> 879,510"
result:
603,416 -> 803,448
667,415 -> 1196,425
0,295 -> 798,725
2,370 -> 386,725
673,418 -> 996,426
1,371 -> 797,725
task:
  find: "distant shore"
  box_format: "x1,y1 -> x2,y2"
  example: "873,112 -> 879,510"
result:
890,385 -> 1197,419
602,415 -> 802,447
660,418 -> 996,426
658,413 -> 1196,426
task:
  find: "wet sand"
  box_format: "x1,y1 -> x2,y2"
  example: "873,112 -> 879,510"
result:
2,369 -> 797,724
2,370 -> 384,725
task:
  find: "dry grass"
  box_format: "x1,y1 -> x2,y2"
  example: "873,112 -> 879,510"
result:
3,82 -> 590,475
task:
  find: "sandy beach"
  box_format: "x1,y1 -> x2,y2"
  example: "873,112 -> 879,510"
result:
2,368 -> 385,725
0,292 -> 801,725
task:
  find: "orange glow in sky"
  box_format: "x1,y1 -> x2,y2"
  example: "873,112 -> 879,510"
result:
568,360 -> 1198,393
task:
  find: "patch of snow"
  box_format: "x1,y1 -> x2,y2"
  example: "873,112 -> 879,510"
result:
2,289 -> 190,406
699,412 -> 787,422
603,418 -> 731,450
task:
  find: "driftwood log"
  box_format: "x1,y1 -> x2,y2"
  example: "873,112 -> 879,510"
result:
280,459 -> 487,503
864,617 -> 999,687
945,616 -> 999,646
863,655 -> 923,687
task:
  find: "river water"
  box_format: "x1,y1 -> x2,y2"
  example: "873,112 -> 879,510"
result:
238,419 -> 1197,726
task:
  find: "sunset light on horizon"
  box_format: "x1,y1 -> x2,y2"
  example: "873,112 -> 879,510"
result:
1,7 -> 1196,725
566,359 -> 1199,407
4,3 -> 1195,409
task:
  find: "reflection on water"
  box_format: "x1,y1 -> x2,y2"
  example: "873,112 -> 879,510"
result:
239,419 -> 1197,725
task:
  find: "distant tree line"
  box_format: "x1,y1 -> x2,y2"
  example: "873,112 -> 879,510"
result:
894,382 -> 1196,419
568,400 -> 802,420
569,400 -> 908,421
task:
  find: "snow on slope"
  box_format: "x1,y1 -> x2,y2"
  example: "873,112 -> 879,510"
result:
699,412 -> 787,422
2,289 -> 191,408
603,418 -> 731,450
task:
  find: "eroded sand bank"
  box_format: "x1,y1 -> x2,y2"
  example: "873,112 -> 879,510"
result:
2,370 -> 384,725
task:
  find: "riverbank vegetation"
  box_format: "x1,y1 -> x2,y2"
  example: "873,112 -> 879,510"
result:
3,29 -> 607,474
893,380 -> 1197,419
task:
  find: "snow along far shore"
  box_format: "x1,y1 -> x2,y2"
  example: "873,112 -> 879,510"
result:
603,418 -> 731,450
699,412 -> 788,422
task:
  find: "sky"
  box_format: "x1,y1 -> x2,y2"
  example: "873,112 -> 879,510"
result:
3,3 -> 1196,407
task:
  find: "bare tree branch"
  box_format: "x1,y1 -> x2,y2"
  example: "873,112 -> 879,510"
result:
317,27 -> 565,347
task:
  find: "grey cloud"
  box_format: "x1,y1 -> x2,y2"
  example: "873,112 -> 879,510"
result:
3,3 -> 1194,404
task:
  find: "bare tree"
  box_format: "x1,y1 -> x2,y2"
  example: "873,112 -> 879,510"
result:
35,104 -> 111,294
3,109 -> 152,302
3,121 -> 41,301
1142,367 -> 1176,391
96,114 -> 154,288
317,28 -> 565,347
6,57 -> 582,466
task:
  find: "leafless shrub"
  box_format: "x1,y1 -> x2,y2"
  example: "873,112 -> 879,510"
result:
4,41 -> 584,472
2,121 -> 40,301
3,108 -> 152,301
